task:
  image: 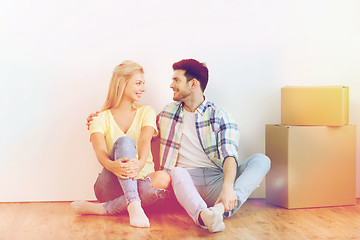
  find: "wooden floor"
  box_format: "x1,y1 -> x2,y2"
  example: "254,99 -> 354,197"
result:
1,199 -> 360,240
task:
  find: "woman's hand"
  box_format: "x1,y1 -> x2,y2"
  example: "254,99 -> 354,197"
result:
109,158 -> 139,179
127,159 -> 145,180
123,159 -> 141,180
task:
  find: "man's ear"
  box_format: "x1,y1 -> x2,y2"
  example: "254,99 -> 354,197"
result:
190,78 -> 199,89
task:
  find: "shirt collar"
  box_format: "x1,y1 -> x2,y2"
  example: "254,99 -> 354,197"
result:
196,97 -> 208,116
177,96 -> 208,116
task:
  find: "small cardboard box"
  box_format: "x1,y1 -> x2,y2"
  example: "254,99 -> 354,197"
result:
281,86 -> 349,126
265,124 -> 356,209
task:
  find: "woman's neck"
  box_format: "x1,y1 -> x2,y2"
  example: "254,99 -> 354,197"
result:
112,98 -> 135,112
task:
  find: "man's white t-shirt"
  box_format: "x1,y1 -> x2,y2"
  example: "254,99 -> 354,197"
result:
177,109 -> 218,169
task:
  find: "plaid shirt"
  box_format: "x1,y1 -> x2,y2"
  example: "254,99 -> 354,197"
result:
157,99 -> 240,172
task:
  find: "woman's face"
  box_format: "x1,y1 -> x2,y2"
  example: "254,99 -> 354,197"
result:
123,73 -> 146,102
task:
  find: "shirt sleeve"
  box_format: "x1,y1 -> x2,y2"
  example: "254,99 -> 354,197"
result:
142,106 -> 159,136
89,113 -> 107,137
217,110 -> 240,166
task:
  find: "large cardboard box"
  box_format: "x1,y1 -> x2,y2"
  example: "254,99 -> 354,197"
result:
281,86 -> 349,126
265,124 -> 356,209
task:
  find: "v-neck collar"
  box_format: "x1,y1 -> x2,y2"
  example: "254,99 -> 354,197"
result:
108,108 -> 138,135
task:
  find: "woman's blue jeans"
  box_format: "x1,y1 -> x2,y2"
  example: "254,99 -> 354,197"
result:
94,136 -> 167,215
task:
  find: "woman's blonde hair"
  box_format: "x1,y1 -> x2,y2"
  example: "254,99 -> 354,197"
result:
102,60 -> 144,110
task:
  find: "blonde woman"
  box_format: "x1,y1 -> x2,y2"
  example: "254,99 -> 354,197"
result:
71,61 -> 170,228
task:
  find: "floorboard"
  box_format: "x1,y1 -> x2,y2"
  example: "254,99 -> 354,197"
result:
1,199 -> 359,240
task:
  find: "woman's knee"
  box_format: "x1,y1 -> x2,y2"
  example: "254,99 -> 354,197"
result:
150,170 -> 171,189
112,136 -> 136,159
113,136 -> 135,148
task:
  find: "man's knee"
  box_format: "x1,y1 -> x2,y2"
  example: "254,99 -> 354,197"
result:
170,167 -> 189,184
171,167 -> 187,178
252,153 -> 271,172
150,170 -> 171,189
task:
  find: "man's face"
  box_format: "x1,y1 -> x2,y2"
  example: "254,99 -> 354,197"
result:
170,70 -> 192,102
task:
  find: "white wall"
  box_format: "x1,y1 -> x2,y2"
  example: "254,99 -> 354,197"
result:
1,0 -> 359,202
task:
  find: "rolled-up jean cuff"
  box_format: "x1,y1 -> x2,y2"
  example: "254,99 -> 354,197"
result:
103,173 -> 169,215
126,195 -> 141,205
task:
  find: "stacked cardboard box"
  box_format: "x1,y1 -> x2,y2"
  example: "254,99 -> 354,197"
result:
266,86 -> 356,209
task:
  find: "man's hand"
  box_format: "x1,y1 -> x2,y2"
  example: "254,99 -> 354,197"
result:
215,156 -> 238,212
86,111 -> 100,130
214,185 -> 238,213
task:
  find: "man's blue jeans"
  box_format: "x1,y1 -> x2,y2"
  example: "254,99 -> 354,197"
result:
94,136 -> 167,215
170,154 -> 271,225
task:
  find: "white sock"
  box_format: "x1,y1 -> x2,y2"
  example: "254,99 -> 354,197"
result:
127,201 -> 150,228
210,202 -> 225,215
200,206 -> 225,233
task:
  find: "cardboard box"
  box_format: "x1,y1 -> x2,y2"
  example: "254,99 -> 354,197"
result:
265,124 -> 356,209
281,86 -> 349,126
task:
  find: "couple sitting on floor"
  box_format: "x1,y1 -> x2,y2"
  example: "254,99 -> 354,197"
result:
71,59 -> 271,233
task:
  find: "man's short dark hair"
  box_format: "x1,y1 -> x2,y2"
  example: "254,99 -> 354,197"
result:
172,59 -> 209,92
